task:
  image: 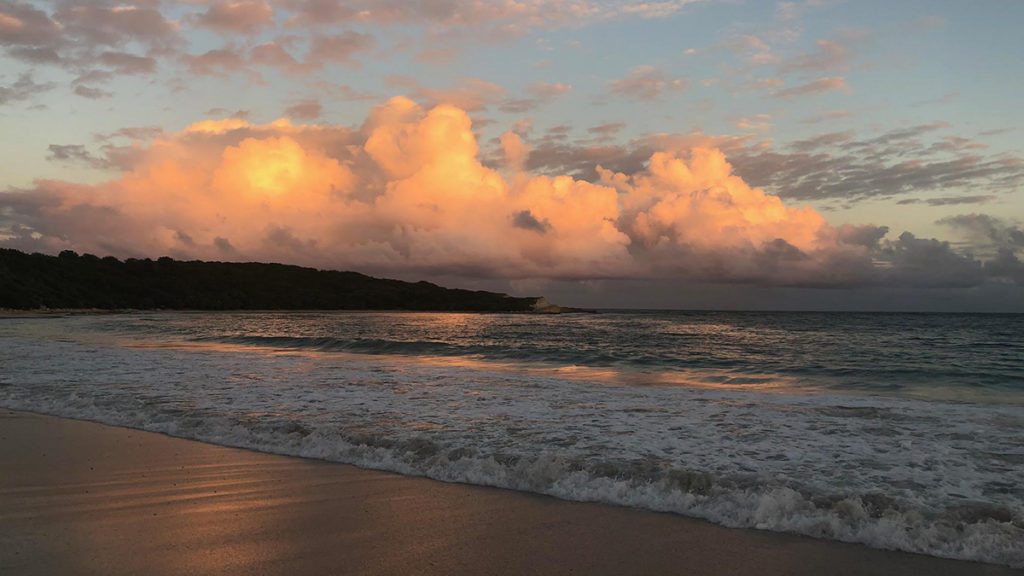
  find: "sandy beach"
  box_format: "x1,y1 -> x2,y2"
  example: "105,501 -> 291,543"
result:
0,409 -> 1017,576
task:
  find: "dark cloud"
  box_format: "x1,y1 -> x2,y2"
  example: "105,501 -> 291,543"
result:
52,1 -> 180,54
47,144 -> 100,165
875,232 -> 986,288
0,185 -> 144,257
511,210 -> 551,233
95,126 -> 164,142
213,236 -> 237,254
73,84 -> 113,99
284,99 -> 323,120
98,51 -> 157,75
1,0 -> 181,94
939,213 -> 1024,254
896,195 -> 996,206
587,122 -> 626,141
0,1 -> 62,49
0,72 -> 54,105
184,47 -> 249,77
6,45 -> 61,64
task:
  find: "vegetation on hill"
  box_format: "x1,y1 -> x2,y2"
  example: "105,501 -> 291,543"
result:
0,249 -> 540,312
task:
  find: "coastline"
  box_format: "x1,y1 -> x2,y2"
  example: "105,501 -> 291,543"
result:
1,409 -> 1017,576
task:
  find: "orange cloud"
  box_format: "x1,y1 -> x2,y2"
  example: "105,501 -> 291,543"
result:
0,96 -> 876,283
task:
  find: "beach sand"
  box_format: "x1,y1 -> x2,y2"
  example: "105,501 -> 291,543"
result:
0,409 -> 1016,576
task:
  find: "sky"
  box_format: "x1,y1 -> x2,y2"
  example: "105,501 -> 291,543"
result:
1,0 -> 1023,311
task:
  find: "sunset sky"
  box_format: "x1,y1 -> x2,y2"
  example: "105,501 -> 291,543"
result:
1,0 -> 1022,310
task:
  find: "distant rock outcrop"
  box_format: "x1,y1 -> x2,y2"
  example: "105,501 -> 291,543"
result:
530,297 -> 596,314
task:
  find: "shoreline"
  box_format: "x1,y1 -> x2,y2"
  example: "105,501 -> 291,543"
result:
2,409 -> 1018,575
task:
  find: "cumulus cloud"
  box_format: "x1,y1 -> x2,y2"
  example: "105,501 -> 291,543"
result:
939,213 -> 1024,255
1,97 -> 1019,290
497,119 -> 1024,208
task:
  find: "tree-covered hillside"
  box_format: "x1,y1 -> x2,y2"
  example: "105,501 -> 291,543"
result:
0,249 -> 540,312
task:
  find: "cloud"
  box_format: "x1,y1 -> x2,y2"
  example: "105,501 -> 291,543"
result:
184,47 -> 250,77
0,1 -> 62,50
494,119 -> 1024,208
1,0 -> 182,83
249,41 -> 301,70
735,114 -> 772,132
206,107 -> 249,118
98,51 -> 158,74
587,122 -> 626,141
284,98 -> 323,120
73,84 -> 113,99
47,144 -> 100,165
305,31 -> 375,68
772,76 -> 847,98
192,1 -> 275,35
2,97 -> 1020,291
608,65 -> 687,100
392,76 -> 507,112
278,0 -> 698,30
939,213 -> 1024,257
497,81 -> 571,114
271,0 -> 703,64
897,195 -> 996,207
618,1 -> 706,19
511,209 -> 551,233
0,71 -> 54,105
800,109 -> 851,124
778,39 -> 849,75
527,81 -> 572,99
730,123 -> 1024,203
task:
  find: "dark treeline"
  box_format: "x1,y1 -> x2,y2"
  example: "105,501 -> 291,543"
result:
0,249 -> 540,312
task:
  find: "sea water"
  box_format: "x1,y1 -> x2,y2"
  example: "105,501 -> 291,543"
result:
1,311 -> 1021,566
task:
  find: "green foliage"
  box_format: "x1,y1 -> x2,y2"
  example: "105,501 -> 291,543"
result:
0,249 -> 539,312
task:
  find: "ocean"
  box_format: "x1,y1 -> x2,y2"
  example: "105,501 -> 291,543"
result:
1,311 -> 1022,566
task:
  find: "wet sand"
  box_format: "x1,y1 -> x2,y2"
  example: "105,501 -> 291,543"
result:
0,409 -> 1017,576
